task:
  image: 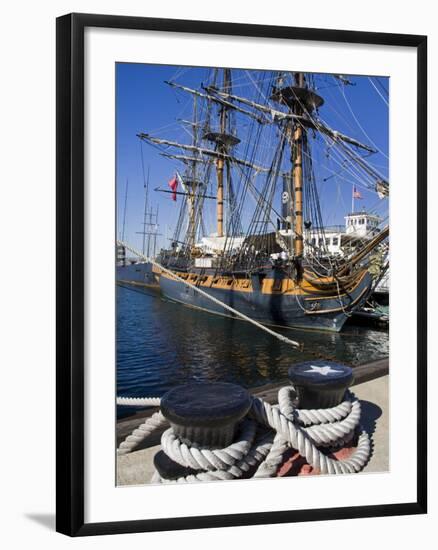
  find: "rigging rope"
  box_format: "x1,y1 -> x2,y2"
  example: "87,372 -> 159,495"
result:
368,77 -> 389,107
340,83 -> 389,160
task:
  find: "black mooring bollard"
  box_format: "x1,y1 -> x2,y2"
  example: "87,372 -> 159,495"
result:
154,382 -> 252,480
288,360 -> 353,409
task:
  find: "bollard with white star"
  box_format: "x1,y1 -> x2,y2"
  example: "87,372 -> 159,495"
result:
288,360 -> 354,409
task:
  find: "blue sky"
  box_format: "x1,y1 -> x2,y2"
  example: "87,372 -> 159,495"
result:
116,63 -> 388,252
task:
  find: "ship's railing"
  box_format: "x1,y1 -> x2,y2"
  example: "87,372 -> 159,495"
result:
305,225 -> 345,233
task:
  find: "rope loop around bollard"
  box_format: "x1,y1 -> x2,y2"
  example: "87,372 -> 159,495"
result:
249,396 -> 370,475
160,429 -> 275,483
160,418 -> 258,471
117,384 -> 371,480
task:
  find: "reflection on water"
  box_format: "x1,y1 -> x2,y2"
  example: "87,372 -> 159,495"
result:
117,285 -> 389,417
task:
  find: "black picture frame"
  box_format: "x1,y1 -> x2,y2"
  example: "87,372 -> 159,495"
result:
56,12 -> 427,536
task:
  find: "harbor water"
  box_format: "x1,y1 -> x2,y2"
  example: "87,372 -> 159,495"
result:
117,284 -> 389,418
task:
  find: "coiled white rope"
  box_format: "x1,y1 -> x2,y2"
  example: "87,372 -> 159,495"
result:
161,429 -> 275,483
116,396 -> 161,407
161,418 -> 257,471
117,411 -> 168,455
117,384 -> 371,480
250,396 -> 370,475
253,432 -> 289,478
252,389 -> 356,478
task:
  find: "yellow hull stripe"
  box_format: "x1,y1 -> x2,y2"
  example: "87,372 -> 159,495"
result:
160,268 -> 368,300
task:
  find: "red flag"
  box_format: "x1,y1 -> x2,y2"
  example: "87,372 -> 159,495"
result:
168,175 -> 178,201
353,186 -> 363,199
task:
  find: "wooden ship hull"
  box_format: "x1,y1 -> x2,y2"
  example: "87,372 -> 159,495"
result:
159,267 -> 372,332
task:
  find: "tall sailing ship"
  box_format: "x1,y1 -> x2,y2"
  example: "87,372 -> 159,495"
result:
128,69 -> 389,332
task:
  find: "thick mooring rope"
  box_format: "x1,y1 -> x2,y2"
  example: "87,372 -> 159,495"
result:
117,385 -> 371,479
250,393 -> 369,476
116,396 -> 161,407
163,430 -> 275,483
117,411 -> 169,455
161,418 -> 258,471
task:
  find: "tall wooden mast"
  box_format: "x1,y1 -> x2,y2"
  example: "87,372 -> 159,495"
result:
216,92 -> 226,237
203,69 -> 240,238
292,72 -> 304,258
271,72 -> 324,268
187,95 -> 198,246
216,69 -> 230,237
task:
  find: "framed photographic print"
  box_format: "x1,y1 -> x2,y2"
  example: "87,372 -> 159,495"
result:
56,12 -> 427,536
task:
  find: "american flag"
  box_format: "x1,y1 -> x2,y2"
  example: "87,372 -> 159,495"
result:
353,186 -> 363,199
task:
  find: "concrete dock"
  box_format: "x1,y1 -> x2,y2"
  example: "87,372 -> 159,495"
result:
352,374 -> 388,473
117,359 -> 389,485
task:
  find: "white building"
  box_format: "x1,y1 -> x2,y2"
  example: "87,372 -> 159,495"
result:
304,211 -> 382,258
345,212 -> 381,239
